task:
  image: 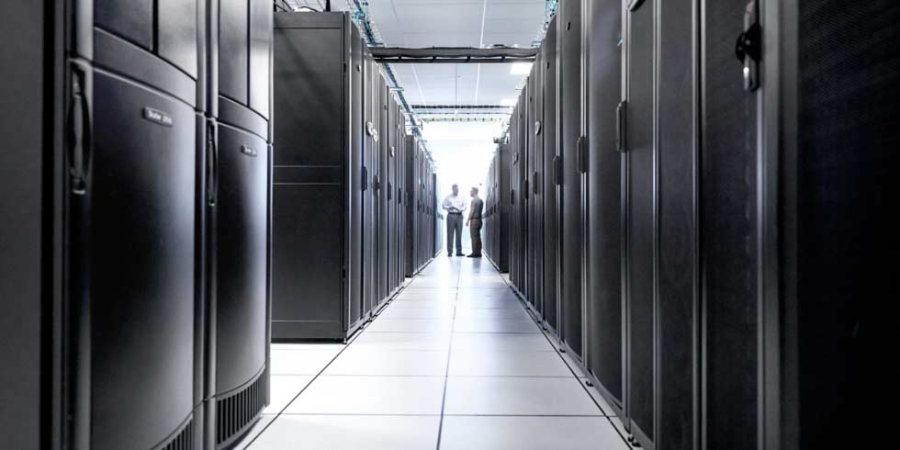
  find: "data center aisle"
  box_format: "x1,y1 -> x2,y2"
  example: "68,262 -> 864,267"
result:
238,257 -> 630,449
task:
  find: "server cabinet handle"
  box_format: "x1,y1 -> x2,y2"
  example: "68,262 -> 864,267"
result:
576,135 -> 588,174
616,101 -> 627,153
68,68 -> 91,195
362,166 -> 369,191
533,171 -> 541,195
373,174 -> 381,192
735,0 -> 761,91
510,189 -> 515,205
207,123 -> 218,206
387,182 -> 392,200
398,187 -> 403,204
552,155 -> 563,186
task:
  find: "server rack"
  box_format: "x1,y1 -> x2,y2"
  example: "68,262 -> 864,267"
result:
376,72 -> 389,306
585,0 -> 626,420
483,140 -> 511,273
558,0 -> 584,358
542,16 -> 561,332
271,12 -> 364,341
211,0 -> 274,447
362,51 -> 379,318
508,106 -> 520,287
529,55 -> 545,317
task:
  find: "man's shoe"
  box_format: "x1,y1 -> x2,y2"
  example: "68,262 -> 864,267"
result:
466,254 -> 482,258
456,253 -> 465,256
447,253 -> 452,257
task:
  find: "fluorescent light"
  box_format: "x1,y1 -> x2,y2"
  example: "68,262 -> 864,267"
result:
500,98 -> 517,107
509,62 -> 533,75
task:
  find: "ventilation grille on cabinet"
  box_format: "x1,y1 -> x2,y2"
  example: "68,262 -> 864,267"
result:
216,373 -> 267,447
160,418 -> 194,450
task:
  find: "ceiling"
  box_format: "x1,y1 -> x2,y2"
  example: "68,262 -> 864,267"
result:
284,0 -> 551,192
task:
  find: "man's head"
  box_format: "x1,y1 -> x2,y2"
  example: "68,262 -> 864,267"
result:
470,187 -> 479,197
452,184 -> 459,196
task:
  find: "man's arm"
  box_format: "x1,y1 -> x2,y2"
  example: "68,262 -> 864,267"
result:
442,196 -> 451,211
466,200 -> 474,225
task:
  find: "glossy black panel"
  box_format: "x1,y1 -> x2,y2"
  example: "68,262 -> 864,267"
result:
95,0 -> 152,51
586,0 -> 623,405
215,124 -> 268,394
626,0 -> 655,440
272,24 -> 343,166
272,184 -> 343,339
219,0 -> 248,103
249,0 -> 271,119
559,0 -> 583,356
158,0 -> 199,78
90,71 -> 195,450
702,0 -> 758,447
657,0 -> 697,446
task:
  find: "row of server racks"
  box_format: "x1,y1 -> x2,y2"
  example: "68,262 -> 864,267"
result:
270,11 -> 440,342
1,1 -> 279,450
484,1 -> 899,449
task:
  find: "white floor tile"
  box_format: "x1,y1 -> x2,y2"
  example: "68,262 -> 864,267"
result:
453,318 -> 541,333
443,377 -> 604,416
451,333 -> 557,352
453,307 -> 531,319
351,332 -> 452,351
264,375 -> 314,414
377,305 -> 454,319
324,348 -> 448,376
284,376 -> 445,415
439,416 -> 630,450
365,318 -> 453,333
270,349 -> 342,375
448,351 -> 573,377
247,415 -> 440,450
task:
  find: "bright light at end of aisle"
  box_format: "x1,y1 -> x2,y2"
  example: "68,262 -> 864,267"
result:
509,62 -> 533,75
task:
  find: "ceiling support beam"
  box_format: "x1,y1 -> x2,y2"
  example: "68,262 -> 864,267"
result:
371,46 -> 540,63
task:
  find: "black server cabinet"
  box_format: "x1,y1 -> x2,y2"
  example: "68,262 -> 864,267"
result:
623,0 -> 656,445
778,1 -> 900,447
655,0 -> 699,447
700,1 -> 760,448
362,52 -> 378,317
487,142 -> 511,273
517,97 -> 528,295
376,73 -> 390,306
272,12 -> 364,341
404,135 -> 417,276
212,0 -> 273,447
542,16 -> 560,331
1,1 -> 205,449
559,0 -> 584,358
529,56 -> 545,317
508,108 -> 520,288
524,76 -> 534,306
585,0 -> 626,420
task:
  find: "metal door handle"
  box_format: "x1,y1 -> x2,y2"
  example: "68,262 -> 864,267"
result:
207,123 -> 218,206
616,101 -> 627,153
68,68 -> 91,195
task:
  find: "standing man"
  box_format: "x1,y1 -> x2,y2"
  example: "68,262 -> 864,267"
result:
466,187 -> 484,258
442,184 -> 467,256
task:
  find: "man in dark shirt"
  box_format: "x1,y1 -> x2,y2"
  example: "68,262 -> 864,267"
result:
466,187 -> 484,258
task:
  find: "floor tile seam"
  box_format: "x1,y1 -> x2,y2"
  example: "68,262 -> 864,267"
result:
262,412 -> 445,417
246,258 -> 437,448
435,259 -> 463,450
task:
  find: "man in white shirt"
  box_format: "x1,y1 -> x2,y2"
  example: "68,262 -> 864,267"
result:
442,184 -> 467,256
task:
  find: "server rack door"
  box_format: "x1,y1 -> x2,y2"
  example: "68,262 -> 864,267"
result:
656,0 -> 699,446
377,76 -> 389,304
559,0 -> 584,357
531,56 -> 545,317
499,142 -> 511,272
362,51 -> 376,320
624,0 -> 656,443
524,78 -> 534,305
272,13 -> 346,340
86,70 -> 197,450
248,0 -> 271,118
585,0 -> 625,416
508,112 -> 518,287
405,136 -> 416,276
214,123 -> 269,397
349,32 -> 364,326
785,2 -> 900,447
701,0 -> 759,447
518,99 -> 528,293
542,17 -> 559,331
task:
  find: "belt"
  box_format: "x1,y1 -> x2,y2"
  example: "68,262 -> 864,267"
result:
448,212 -> 462,215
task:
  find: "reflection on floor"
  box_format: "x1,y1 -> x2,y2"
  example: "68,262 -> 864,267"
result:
237,256 -> 632,449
